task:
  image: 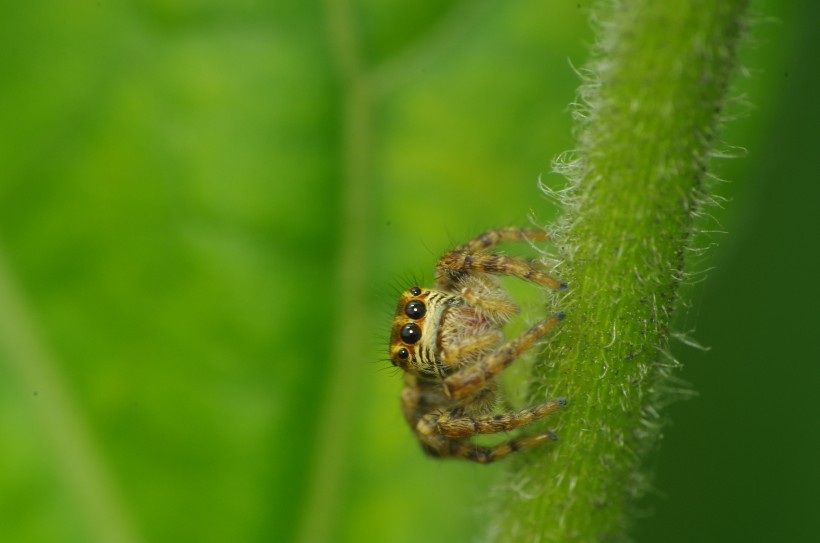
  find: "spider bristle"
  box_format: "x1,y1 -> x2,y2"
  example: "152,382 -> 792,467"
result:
372,362 -> 400,375
383,271 -> 429,299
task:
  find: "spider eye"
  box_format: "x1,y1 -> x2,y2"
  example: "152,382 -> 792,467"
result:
409,286 -> 422,296
397,347 -> 409,360
404,300 -> 426,319
399,323 -> 421,344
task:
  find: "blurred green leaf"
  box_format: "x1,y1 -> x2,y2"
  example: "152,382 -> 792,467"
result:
0,1 -> 817,542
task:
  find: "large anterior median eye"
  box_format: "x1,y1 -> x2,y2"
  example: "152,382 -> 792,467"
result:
399,323 -> 421,344
404,300 -> 426,319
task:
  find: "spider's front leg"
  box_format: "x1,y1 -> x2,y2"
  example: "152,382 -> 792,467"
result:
453,226 -> 551,253
435,227 -> 565,291
440,330 -> 503,365
436,250 -> 566,291
444,311 -> 565,400
416,397 -> 567,438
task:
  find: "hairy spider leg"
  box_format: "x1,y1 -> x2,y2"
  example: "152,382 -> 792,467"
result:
454,226 -> 551,252
417,397 -> 567,438
421,431 -> 558,464
434,227 -> 561,292
435,251 -> 565,291
444,312 -> 565,400
460,286 -> 520,315
441,330 -> 503,365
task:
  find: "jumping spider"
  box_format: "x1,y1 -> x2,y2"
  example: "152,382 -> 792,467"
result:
389,227 -> 567,463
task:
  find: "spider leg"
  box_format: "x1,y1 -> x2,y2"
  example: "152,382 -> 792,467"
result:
401,374 -> 449,428
454,227 -> 550,252
460,286 -> 519,315
441,330 -> 503,365
435,250 -> 566,291
417,398 -> 566,437
435,227 -> 558,291
420,432 -> 558,464
444,312 -> 564,400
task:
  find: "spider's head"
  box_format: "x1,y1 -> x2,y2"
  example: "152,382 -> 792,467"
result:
389,285 -> 459,376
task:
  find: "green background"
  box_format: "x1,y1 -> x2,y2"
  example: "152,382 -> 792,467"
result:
0,1 -> 816,542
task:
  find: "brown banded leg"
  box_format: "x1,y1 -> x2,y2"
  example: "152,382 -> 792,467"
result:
444,312 -> 565,400
446,432 -> 558,464
435,250 -> 566,291
416,398 -> 567,437
455,227 -> 550,252
435,227 -> 558,291
460,287 -> 519,315
441,331 -> 503,365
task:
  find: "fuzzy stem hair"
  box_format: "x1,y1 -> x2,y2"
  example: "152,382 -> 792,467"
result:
489,1 -> 749,541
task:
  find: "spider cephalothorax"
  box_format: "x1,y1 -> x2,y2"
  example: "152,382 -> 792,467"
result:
389,227 -> 566,463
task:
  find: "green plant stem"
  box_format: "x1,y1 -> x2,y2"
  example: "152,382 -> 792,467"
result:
490,1 -> 748,541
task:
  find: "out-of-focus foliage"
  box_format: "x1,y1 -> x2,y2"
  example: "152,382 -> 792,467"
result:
0,1 -> 816,543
